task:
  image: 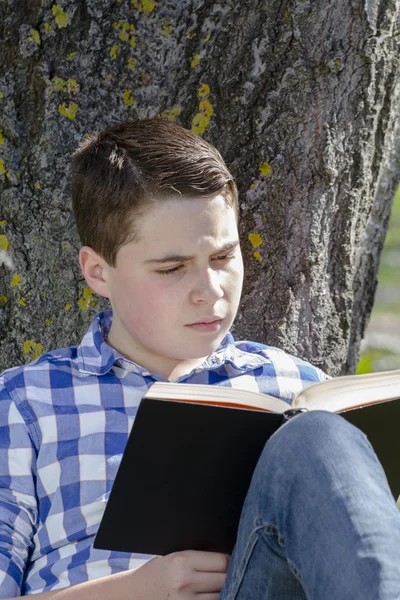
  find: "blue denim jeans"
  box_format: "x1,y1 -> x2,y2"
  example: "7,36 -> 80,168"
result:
218,410 -> 400,599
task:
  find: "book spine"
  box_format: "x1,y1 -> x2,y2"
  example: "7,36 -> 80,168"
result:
282,407 -> 309,421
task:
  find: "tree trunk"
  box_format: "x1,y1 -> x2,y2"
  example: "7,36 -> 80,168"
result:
0,0 -> 399,376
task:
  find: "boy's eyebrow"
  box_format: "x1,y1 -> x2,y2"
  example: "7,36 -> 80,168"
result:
144,240 -> 240,264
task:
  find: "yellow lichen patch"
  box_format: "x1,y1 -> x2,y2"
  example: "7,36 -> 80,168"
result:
0,92 -> 3,98
198,83 -> 210,98
0,235 -> 9,251
191,99 -> 214,135
262,216 -> 268,222
248,233 -> 263,248
113,21 -> 121,29
253,251 -> 262,261
249,183 -> 255,189
65,303 -> 72,310
259,161 -> 271,176
52,4 -> 69,28
47,77 -> 79,95
11,274 -> 21,287
18,298 -> 27,307
204,33 -> 211,42
66,51 -> 77,60
191,54 -> 200,68
119,22 -> 136,44
335,58 -> 341,65
129,36 -> 137,48
159,106 -> 181,121
11,99 -> 14,105
35,183 -> 41,189
186,31 -> 196,39
127,57 -> 137,70
131,0 -> 156,14
71,80 -> 81,93
0,131 -> 5,144
45,319 -> 53,326
123,89 -> 134,105
0,160 -> 6,175
44,23 -> 52,32
40,291 -> 46,298
61,242 -> 71,249
47,77 -> 65,92
119,29 -> 129,42
162,24 -> 173,37
29,29 -> 41,45
58,102 -> 78,120
79,287 -> 96,311
0,296 -> 7,306
0,220 -> 6,226
110,44 -> 120,59
23,340 -> 44,360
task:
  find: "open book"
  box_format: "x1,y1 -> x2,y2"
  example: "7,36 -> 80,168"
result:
94,369 -> 400,556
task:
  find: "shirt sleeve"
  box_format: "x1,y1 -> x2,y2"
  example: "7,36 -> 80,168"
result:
0,376 -> 38,598
314,365 -> 332,382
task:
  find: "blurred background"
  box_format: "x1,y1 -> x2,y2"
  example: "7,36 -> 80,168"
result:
358,183 -> 400,373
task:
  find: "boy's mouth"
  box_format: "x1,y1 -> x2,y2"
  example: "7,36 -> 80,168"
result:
185,319 -> 223,332
186,316 -> 223,325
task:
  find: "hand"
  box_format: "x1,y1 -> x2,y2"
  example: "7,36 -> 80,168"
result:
136,549 -> 231,599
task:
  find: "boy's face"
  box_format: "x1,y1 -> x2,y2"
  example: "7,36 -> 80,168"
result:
79,192 -> 244,380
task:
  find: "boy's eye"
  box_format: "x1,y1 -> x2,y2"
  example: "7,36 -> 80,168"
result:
155,254 -> 235,276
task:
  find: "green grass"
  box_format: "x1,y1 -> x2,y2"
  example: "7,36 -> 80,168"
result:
357,183 -> 400,373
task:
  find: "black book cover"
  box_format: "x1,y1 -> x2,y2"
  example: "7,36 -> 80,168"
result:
340,398 -> 400,499
94,397 -> 284,555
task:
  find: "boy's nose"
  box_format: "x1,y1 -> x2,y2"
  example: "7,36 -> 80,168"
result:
191,269 -> 224,301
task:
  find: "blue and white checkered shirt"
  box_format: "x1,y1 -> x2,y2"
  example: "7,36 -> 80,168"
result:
0,309 -> 329,596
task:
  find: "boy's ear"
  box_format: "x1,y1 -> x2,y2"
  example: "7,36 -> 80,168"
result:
78,246 -> 112,299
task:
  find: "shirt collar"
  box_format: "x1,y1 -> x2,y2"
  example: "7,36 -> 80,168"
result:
76,309 -> 269,377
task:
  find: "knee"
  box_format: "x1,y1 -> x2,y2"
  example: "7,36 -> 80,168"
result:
268,409 -> 368,460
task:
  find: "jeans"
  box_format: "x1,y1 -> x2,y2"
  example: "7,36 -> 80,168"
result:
218,410 -> 400,599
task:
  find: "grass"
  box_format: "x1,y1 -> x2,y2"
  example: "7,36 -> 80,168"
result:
357,183 -> 400,374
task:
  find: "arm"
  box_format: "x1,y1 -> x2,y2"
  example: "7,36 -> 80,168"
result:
0,380 -> 39,597
6,552 -> 230,599
6,567 -> 155,599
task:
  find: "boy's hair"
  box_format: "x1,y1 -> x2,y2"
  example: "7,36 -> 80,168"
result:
71,118 -> 239,268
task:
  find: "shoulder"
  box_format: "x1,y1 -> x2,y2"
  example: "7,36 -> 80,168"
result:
0,346 -> 80,419
0,347 -> 81,450
232,339 -> 331,384
1,345 -> 79,388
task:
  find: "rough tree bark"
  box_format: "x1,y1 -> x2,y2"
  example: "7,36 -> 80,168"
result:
0,0 -> 399,376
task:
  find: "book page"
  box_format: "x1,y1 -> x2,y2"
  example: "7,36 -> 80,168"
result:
143,381 -> 290,413
293,369 -> 400,412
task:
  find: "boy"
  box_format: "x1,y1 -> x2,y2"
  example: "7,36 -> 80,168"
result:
0,118 -> 399,599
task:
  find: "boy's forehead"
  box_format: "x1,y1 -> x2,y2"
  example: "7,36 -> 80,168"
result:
124,195 -> 238,259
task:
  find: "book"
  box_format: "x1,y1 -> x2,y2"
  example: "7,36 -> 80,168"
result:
94,369 -> 400,556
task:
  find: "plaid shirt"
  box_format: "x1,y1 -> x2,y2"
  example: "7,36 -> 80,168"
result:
0,309 -> 329,596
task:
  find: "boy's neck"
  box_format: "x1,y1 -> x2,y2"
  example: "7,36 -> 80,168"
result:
104,336 -> 207,382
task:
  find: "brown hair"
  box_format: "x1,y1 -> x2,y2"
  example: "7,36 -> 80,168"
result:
71,118 -> 239,268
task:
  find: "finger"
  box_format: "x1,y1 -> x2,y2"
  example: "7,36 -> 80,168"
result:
192,571 -> 227,594
182,550 -> 231,573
